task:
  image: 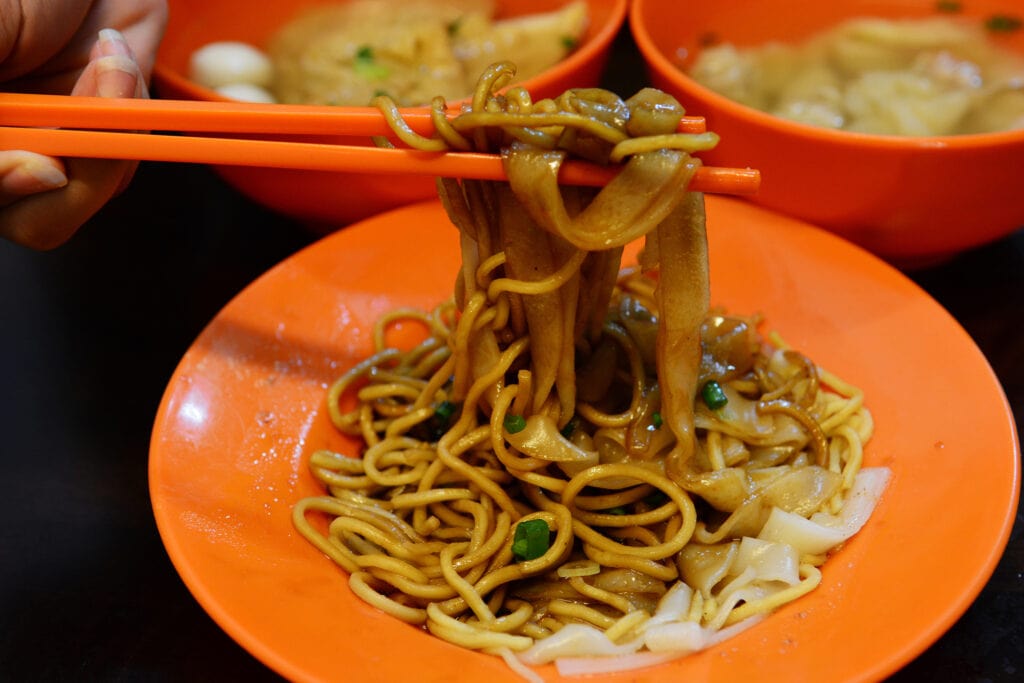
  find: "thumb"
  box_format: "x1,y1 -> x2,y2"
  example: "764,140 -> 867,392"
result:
0,29 -> 142,207
0,30 -> 147,249
0,151 -> 69,206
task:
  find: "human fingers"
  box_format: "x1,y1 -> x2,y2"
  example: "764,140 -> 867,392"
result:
0,157 -> 129,250
0,32 -> 144,249
78,0 -> 168,78
0,151 -> 69,205
75,30 -> 149,197
74,30 -> 148,99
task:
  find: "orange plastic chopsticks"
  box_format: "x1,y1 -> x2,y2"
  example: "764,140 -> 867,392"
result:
0,125 -> 757,193
0,93 -> 711,136
0,94 -> 760,194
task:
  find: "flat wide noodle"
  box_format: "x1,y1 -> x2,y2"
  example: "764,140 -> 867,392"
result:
292,64 -> 883,680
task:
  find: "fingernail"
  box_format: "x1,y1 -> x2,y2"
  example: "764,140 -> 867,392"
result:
5,158 -> 69,195
97,28 -> 133,58
95,54 -> 140,98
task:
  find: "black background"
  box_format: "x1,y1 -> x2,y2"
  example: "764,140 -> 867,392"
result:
1,26 -> 1021,683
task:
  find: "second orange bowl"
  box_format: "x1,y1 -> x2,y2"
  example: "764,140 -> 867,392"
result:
154,0 -> 629,227
631,0 -> 1024,265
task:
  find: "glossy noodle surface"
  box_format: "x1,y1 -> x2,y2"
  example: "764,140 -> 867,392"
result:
292,66 -> 885,675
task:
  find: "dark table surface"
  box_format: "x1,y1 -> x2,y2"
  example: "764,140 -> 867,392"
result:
2,29 -> 1022,683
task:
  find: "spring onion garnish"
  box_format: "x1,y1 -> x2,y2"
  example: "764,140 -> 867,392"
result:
561,35 -> 578,50
602,506 -> 629,515
354,45 -> 390,80
643,490 -> 669,508
701,380 -> 729,410
511,519 -> 550,561
434,400 -> 456,421
651,411 -> 663,429
504,414 -> 527,434
414,400 -> 458,441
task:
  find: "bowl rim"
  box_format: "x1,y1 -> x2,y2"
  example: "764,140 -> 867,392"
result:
628,0 -> 1024,151
154,0 -> 630,111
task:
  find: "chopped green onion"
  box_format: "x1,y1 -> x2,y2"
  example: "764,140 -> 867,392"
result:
354,45 -> 390,80
560,415 -> 579,438
560,35 -> 578,50
447,17 -> 463,36
651,411 -> 663,429
643,490 -> 669,508
504,414 -> 527,434
511,519 -> 550,560
434,400 -> 456,421
411,400 -> 459,442
936,0 -> 962,12
602,505 -> 629,515
986,14 -> 1022,32
701,380 -> 729,410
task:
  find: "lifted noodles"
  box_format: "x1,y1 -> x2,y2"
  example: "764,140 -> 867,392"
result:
292,63 -> 888,678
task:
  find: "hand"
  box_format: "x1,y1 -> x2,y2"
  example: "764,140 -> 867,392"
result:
0,0 -> 168,249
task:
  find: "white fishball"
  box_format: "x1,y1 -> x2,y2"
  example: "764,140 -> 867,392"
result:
215,83 -> 278,104
189,41 -> 273,89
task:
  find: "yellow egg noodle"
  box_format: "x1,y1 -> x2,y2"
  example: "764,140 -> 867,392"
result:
292,63 -> 888,678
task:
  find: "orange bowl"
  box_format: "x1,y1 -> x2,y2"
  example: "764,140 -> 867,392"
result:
154,0 -> 628,227
631,0 -> 1024,265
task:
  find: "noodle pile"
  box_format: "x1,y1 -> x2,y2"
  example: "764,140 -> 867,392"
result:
293,64 -> 885,676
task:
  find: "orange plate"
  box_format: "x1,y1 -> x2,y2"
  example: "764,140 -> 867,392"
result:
150,197 -> 1019,683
